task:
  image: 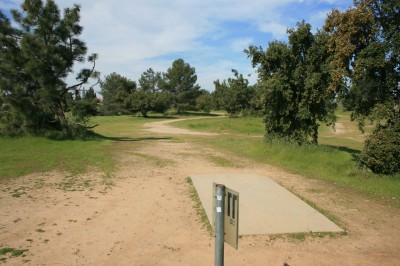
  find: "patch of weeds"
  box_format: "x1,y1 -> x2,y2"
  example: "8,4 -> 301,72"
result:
186,177 -> 213,235
26,239 -> 33,243
35,228 -> 45,233
68,220 -> 77,223
269,231 -> 347,242
43,239 -> 49,244
83,180 -> 91,188
0,248 -> 28,257
34,179 -> 45,189
57,175 -> 94,192
287,233 -> 307,242
13,218 -> 22,223
11,188 -> 27,198
56,175 -> 79,191
101,173 -> 114,188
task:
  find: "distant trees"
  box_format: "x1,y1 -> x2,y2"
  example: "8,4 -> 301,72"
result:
162,59 -> 202,113
125,68 -> 171,117
213,70 -> 255,117
246,21 -> 336,144
0,0 -> 99,137
100,59 -> 203,117
100,72 -> 136,115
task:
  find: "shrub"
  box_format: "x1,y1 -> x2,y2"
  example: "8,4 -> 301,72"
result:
360,120 -> 400,175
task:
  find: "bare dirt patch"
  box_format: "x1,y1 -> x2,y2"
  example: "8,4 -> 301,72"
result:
1,118 -> 399,265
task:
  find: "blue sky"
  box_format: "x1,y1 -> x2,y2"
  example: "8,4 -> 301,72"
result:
1,0 -> 353,91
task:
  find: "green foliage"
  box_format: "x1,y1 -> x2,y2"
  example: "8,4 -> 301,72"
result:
126,68 -> 171,117
100,72 -> 136,115
246,21 -> 336,144
360,119 -> 400,175
0,248 -> 28,257
213,69 -> 255,117
162,59 -> 201,112
195,92 -> 213,113
0,0 -> 99,137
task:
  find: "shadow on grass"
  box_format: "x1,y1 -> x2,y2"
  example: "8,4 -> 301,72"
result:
323,144 -> 360,162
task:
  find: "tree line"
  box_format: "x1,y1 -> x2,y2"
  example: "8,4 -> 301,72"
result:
99,60 -> 207,117
0,0 -> 398,174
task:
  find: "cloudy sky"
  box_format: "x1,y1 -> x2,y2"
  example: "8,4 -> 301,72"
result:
1,0 -> 353,91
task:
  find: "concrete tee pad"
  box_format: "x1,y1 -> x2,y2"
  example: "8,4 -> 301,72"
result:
190,174 -> 343,235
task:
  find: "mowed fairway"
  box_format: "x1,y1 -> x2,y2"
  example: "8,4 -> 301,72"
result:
1,114 -> 400,265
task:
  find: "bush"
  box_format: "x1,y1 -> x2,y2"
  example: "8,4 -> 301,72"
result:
360,120 -> 400,175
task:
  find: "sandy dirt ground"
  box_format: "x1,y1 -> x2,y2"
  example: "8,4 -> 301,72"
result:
1,119 -> 400,265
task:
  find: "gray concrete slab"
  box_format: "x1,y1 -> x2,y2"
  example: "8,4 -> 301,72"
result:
190,174 -> 343,235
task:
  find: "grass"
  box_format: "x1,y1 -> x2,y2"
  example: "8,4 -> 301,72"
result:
171,116 -> 264,136
0,248 -> 28,257
174,114 -> 400,207
269,231 -> 347,242
0,114 -> 170,180
186,177 -> 213,235
0,136 -> 114,180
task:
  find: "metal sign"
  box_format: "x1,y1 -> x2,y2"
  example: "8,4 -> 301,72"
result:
213,183 -> 239,250
224,187 -> 239,250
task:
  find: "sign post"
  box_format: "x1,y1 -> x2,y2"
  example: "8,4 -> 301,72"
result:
214,183 -> 239,266
214,184 -> 225,266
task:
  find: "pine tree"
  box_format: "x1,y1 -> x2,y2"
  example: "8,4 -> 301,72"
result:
0,0 -> 99,137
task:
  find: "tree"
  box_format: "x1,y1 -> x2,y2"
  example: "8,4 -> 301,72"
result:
162,59 -> 201,112
0,0 -> 99,137
99,72 -> 136,115
213,69 -> 253,117
126,68 -> 171,117
324,0 -> 399,174
246,21 -> 336,144
196,90 -> 213,113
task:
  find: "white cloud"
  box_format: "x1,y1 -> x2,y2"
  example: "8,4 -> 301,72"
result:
231,37 -> 254,53
259,21 -> 289,40
3,0 -> 353,91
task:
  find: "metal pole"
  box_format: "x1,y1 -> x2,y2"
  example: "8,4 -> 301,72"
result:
215,184 -> 225,266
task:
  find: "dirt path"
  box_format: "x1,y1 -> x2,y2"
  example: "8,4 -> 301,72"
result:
1,118 -> 400,265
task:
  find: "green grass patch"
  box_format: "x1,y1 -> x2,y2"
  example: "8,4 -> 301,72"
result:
171,117 -> 264,136
0,136 -> 114,180
186,177 -> 213,235
91,115 -> 156,138
0,115 -> 172,180
0,248 -> 28,257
